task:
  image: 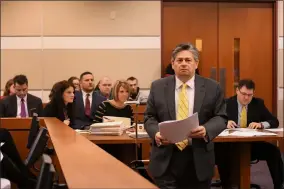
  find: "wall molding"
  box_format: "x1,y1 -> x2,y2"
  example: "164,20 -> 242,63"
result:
1,36 -> 161,50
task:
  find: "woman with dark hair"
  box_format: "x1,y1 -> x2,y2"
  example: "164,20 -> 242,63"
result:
2,79 -> 15,97
67,76 -> 80,91
44,80 -> 75,126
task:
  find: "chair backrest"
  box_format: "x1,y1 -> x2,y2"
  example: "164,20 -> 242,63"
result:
35,154 -> 55,189
27,112 -> 40,149
25,127 -> 49,167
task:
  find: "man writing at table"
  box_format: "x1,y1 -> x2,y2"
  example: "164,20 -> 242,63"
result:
144,43 -> 227,189
215,79 -> 283,189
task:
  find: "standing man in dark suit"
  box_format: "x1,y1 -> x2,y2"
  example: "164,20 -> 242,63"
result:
0,75 -> 43,117
215,79 -> 283,189
72,71 -> 106,129
144,43 -> 227,189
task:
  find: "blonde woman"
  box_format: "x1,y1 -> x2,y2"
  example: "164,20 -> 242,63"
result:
94,80 -> 134,124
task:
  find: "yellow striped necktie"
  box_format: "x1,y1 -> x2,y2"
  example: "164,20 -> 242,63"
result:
176,83 -> 189,151
240,106 -> 247,128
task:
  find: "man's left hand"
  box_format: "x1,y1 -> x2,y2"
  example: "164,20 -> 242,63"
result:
189,126 -> 206,138
248,122 -> 262,129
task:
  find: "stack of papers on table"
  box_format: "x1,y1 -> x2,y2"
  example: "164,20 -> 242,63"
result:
264,128 -> 283,132
89,121 -> 124,136
218,128 -> 278,137
103,116 -> 131,128
127,131 -> 149,138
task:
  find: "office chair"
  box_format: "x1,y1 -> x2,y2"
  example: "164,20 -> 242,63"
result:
35,154 -> 55,189
129,159 -> 153,183
25,127 -> 49,167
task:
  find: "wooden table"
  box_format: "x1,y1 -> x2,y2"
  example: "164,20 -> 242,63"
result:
82,133 -> 151,164
44,118 -> 157,189
214,129 -> 283,189
82,133 -> 150,144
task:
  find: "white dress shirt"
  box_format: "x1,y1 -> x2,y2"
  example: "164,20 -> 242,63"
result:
81,90 -> 93,107
16,95 -> 28,118
175,75 -> 195,119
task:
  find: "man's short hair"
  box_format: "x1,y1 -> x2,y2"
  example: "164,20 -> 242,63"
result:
238,79 -> 255,90
13,75 -> 28,85
171,43 -> 199,62
127,76 -> 137,81
80,72 -> 93,80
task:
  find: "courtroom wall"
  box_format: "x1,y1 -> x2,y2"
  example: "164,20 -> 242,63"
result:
1,1 -> 161,96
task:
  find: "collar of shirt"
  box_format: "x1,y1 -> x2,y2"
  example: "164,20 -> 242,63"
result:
82,90 -> 93,98
237,99 -> 248,110
16,95 -> 27,103
175,75 -> 195,90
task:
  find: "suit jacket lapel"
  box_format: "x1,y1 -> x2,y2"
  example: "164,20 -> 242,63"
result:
247,99 -> 254,123
231,96 -> 239,123
27,94 -> 32,116
78,91 -> 85,111
193,75 -> 205,113
91,91 -> 96,111
11,95 -> 18,117
165,76 -> 176,120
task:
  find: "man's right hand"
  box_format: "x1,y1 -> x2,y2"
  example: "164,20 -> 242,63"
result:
155,132 -> 171,146
227,120 -> 237,128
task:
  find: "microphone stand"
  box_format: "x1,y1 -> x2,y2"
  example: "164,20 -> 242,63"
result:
134,103 -> 139,161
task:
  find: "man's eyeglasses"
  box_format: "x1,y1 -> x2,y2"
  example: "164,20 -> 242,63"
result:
239,90 -> 253,97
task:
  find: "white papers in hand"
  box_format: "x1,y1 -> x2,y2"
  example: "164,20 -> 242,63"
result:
158,113 -> 199,143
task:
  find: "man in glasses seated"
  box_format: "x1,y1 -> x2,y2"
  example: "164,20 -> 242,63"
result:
215,79 -> 283,189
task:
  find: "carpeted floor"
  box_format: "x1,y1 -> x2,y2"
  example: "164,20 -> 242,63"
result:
211,161 -> 274,189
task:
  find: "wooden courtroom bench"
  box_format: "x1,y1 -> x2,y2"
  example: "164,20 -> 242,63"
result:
0,118 -> 45,160
44,118 -> 157,189
0,118 -> 65,184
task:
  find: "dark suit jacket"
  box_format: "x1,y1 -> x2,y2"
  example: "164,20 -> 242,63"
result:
0,94 -> 43,117
226,95 -> 279,128
72,90 -> 106,129
144,75 -> 227,181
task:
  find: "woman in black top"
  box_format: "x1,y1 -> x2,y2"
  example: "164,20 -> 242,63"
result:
44,80 -> 75,127
94,80 -> 134,124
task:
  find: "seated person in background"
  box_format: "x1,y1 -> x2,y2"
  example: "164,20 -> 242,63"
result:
0,128 -> 36,189
1,79 -> 16,99
94,76 -> 113,100
94,80 -> 134,124
67,76 -> 80,91
0,75 -> 43,117
44,80 -> 75,127
126,76 -> 148,103
215,79 -> 283,189
73,71 -> 106,129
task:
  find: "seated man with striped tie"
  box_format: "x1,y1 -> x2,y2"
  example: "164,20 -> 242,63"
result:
215,79 -> 283,189
0,75 -> 43,117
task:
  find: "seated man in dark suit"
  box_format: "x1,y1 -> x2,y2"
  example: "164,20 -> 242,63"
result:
72,71 -> 106,129
0,75 -> 43,117
215,79 -> 283,189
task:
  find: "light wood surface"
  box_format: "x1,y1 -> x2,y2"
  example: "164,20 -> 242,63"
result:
44,118 -> 157,189
82,133 -> 150,144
